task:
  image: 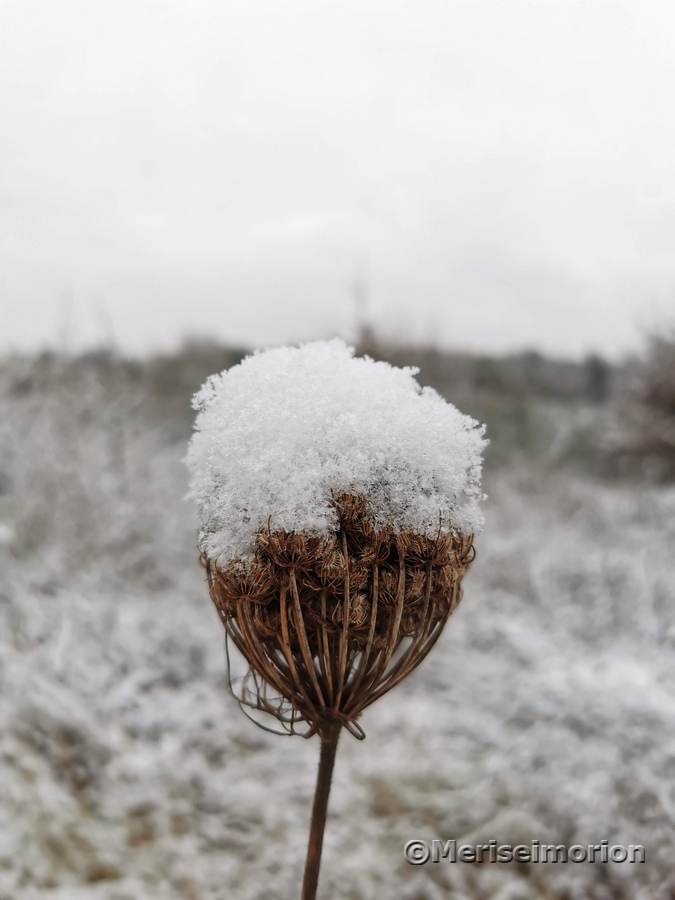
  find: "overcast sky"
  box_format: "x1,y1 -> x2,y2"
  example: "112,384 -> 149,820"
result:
1,0 -> 675,359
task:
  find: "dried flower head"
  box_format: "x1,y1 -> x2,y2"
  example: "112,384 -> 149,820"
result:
187,340 -> 486,740
205,494 -> 476,739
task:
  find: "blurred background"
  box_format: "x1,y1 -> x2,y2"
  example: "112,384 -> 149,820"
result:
1,2 -> 675,898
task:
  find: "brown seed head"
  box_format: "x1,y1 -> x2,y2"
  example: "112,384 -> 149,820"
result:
205,493 -> 475,739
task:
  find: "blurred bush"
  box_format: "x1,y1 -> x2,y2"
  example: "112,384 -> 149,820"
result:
355,336 -> 619,468
613,330 -> 675,481
1,350 -> 193,591
0,330 -> 635,590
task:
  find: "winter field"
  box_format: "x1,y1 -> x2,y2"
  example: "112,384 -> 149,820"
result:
1,353 -> 674,899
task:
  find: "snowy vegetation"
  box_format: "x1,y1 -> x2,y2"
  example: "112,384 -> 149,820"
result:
1,345 -> 674,899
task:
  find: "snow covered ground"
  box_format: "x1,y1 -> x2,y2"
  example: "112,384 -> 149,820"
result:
1,365 -> 674,899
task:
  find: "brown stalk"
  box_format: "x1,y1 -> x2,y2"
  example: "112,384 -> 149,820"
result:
301,721 -> 340,900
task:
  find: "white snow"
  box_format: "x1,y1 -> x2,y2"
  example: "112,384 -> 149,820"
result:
185,340 -> 487,565
3,358 -> 675,899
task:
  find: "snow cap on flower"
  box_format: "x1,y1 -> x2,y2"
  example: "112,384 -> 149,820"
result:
186,339 -> 487,565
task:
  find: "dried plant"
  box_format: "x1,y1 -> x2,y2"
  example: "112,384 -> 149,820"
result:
204,492 -> 474,740
186,341 -> 486,899
202,492 -> 476,899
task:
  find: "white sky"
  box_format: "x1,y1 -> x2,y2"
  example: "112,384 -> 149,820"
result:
1,0 -> 675,359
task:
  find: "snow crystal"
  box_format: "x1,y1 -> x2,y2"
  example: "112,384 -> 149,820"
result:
185,339 -> 487,565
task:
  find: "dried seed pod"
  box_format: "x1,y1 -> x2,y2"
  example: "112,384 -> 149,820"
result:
349,594 -> 370,628
347,564 -> 369,594
215,560 -> 275,608
332,492 -> 369,532
404,568 -> 427,607
315,546 -> 347,590
256,531 -> 324,572
372,525 -> 394,564
377,566 -> 401,607
397,531 -> 455,567
331,592 -> 370,629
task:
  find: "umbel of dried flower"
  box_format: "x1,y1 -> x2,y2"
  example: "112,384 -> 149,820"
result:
203,492 -> 475,739
185,340 -> 486,899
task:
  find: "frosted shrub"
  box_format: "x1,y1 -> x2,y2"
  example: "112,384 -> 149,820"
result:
619,330 -> 675,480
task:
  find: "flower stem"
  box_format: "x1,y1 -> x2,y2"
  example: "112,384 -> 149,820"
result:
301,722 -> 341,900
